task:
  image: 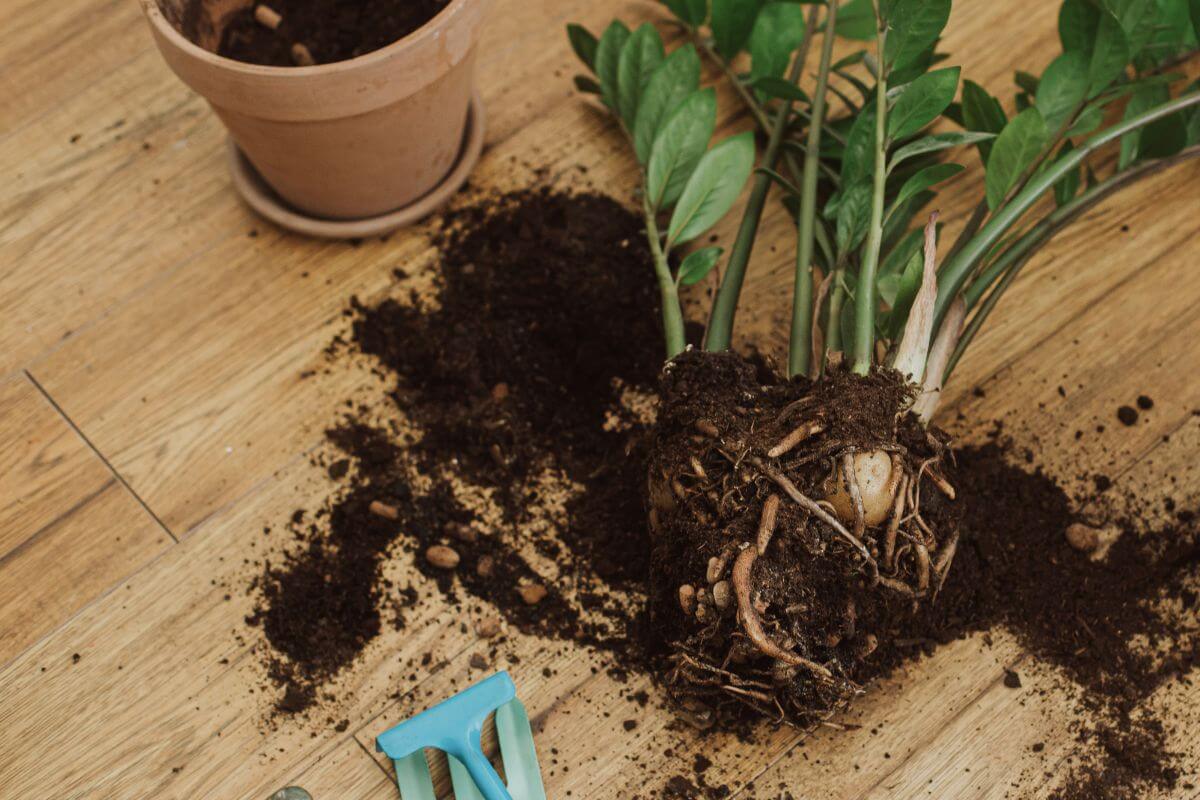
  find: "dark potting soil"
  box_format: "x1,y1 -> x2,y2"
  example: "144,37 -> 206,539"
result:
251,188 -> 662,712
246,187 -> 1198,797
214,0 -> 450,66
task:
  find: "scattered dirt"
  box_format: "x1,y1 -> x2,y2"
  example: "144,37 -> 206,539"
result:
244,187 -> 1199,798
250,188 -> 662,711
213,0 -> 450,66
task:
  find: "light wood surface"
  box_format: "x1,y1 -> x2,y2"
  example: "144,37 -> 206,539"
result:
1,0 -> 1198,798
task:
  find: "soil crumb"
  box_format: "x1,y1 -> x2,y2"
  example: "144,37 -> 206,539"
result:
214,0 -> 450,66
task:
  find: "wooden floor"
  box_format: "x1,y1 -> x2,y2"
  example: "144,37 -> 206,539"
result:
2,0 -> 1199,798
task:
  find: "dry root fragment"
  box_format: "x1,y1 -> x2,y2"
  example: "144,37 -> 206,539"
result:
925,467 -> 957,500
426,545 -> 460,570
1065,522 -> 1102,553
369,500 -> 399,520
679,584 -> 697,615
518,583 -> 547,605
254,4 -> 282,29
756,494 -> 781,555
291,43 -> 315,66
914,542 -> 931,594
712,580 -> 731,610
768,419 -> 825,458
731,544 -> 832,679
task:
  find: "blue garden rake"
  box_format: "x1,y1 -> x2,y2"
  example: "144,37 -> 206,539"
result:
375,672 -> 547,800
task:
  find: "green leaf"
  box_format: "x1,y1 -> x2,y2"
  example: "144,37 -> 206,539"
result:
566,24 -> 599,71
1119,84 -> 1188,166
1065,104 -> 1104,136
634,45 -> 702,164
750,76 -> 811,103
1059,0 -> 1101,52
878,227 -> 925,300
961,80 -> 1007,163
574,75 -> 602,95
1192,0 -> 1200,46
836,180 -> 874,254
1107,0 -> 1157,59
678,246 -> 724,285
595,21 -> 631,111
617,24 -> 665,128
884,0 -> 951,71
888,67 -> 961,140
886,163 -> 964,221
882,189 -> 934,253
661,0 -> 708,26
1053,141 -> 1081,207
881,245 -> 925,337
647,89 -> 717,210
984,108 -> 1048,210
712,0 -> 763,58
888,131 -> 997,172
1014,70 -> 1040,96
1089,10 -> 1130,96
1036,51 -> 1089,132
749,3 -> 808,82
669,132 -> 757,245
835,0 -> 878,40
841,99 -> 878,185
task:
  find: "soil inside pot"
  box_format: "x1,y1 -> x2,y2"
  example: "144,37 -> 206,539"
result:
210,0 -> 451,66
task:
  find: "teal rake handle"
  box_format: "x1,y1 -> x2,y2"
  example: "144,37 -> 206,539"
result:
377,672 -> 536,800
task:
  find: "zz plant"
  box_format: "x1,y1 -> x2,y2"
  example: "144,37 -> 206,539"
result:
569,0 -> 1200,726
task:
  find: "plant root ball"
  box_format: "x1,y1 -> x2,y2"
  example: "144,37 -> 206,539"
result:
647,351 -> 961,728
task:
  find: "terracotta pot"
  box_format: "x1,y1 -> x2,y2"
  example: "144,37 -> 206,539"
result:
142,0 -> 490,220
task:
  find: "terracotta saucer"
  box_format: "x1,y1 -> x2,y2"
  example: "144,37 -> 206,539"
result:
227,92 -> 485,239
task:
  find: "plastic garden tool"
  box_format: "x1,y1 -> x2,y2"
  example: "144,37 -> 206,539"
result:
375,671 -> 546,800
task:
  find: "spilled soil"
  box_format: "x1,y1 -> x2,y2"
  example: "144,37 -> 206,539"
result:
245,187 -> 1199,799
213,0 -> 450,66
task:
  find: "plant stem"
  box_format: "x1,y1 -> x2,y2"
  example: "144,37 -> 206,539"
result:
945,144 -> 1200,378
934,91 -> 1200,330
704,6 -> 821,352
851,13 -> 888,375
643,195 -> 687,358
788,0 -> 838,378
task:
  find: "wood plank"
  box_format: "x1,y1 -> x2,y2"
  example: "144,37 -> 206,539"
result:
0,449 -> 477,798
22,0 -> 732,537
0,371 -> 168,665
0,0 -> 654,375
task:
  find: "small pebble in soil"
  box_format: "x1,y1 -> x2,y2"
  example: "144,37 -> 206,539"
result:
1117,405 -> 1139,426
518,584 -> 547,605
1065,522 -> 1102,553
1003,669 -> 1023,689
426,545 -> 460,570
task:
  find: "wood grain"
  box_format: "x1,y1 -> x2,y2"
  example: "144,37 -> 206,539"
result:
0,372 -> 168,666
0,0 -> 1197,798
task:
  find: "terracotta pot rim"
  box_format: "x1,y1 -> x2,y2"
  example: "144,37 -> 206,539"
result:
141,0 -> 471,76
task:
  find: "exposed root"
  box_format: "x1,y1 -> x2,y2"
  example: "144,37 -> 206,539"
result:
884,472 -> 909,570
842,452 -> 868,541
651,351 -> 960,726
750,456 -> 876,574
731,544 -> 834,679
757,494 -> 781,554
769,419 -> 825,458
